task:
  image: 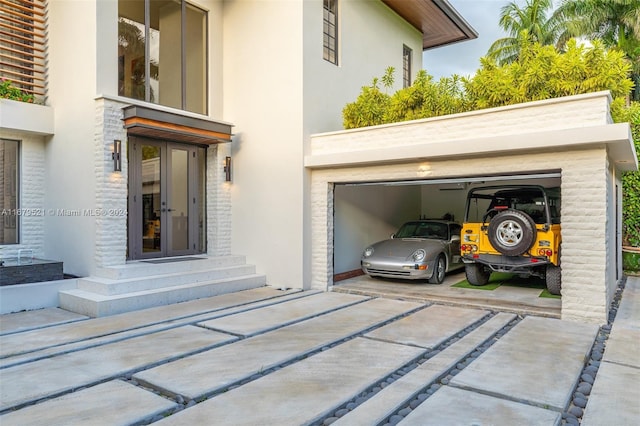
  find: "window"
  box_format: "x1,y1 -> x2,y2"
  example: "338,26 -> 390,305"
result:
0,0 -> 46,99
403,45 -> 412,88
118,0 -> 207,114
323,0 -> 338,64
0,139 -> 19,244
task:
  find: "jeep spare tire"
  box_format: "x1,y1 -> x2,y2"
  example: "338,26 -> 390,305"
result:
487,209 -> 536,256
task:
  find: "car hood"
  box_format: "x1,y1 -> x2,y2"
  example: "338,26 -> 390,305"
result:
367,238 -> 442,259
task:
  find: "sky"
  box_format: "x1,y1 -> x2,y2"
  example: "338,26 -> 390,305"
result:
422,0 -> 508,79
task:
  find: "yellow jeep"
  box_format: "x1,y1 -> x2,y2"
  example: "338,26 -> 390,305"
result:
460,185 -> 562,295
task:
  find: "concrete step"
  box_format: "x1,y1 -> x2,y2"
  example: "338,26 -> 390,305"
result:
93,256 -> 247,280
77,264 -> 257,295
59,274 -> 267,318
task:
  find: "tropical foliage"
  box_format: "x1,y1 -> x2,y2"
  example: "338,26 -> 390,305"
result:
556,0 -> 640,100
0,78 -> 35,103
612,100 -> 640,246
343,39 -> 633,128
487,0 -> 567,64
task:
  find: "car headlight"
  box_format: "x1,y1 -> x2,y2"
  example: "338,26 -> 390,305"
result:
363,247 -> 374,257
412,249 -> 426,262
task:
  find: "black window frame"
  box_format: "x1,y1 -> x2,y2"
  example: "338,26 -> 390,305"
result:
323,0 -> 338,65
403,45 -> 412,88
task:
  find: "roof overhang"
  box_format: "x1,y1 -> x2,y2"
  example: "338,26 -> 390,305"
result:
382,0 -> 478,50
122,105 -> 233,145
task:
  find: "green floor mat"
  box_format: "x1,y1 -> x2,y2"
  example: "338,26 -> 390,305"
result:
452,272 -> 513,290
453,272 -> 561,298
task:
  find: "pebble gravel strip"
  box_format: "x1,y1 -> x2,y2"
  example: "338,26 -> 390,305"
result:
313,310 -> 514,426
561,276 -> 626,426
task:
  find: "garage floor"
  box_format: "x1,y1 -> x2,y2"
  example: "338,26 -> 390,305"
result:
331,271 -> 561,318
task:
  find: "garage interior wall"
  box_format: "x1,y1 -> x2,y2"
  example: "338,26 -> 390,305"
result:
334,185 -> 420,275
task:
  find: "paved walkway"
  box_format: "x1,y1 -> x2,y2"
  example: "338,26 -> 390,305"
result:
0,278 -> 637,425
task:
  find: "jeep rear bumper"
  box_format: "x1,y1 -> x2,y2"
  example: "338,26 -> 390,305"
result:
463,253 -> 550,275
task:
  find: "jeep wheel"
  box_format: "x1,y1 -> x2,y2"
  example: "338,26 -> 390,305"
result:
487,209 -> 537,256
429,255 -> 446,284
465,263 -> 490,286
546,264 -> 561,295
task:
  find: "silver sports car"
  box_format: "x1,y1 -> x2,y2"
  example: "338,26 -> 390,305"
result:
361,220 -> 464,283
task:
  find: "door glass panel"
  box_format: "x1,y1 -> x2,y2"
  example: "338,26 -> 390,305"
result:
171,148 -> 189,251
142,144 -> 161,253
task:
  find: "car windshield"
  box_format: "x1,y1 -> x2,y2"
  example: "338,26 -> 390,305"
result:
395,222 -> 448,240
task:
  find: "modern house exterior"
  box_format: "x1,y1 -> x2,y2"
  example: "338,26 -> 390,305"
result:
2,1 -> 636,324
0,1 -> 477,314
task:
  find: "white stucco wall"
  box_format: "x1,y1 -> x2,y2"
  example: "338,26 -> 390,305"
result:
225,0 -> 423,289
307,92 -> 635,324
44,0 -> 98,276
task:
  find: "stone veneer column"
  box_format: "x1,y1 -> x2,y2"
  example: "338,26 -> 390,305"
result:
94,99 -> 128,268
207,142 -> 232,256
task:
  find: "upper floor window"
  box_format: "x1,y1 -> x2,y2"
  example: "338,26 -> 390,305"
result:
0,139 -> 19,245
118,0 -> 207,114
0,0 -> 46,100
323,0 -> 338,65
403,45 -> 412,88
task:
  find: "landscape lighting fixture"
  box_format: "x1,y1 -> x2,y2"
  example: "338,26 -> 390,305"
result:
224,156 -> 232,182
112,140 -> 122,172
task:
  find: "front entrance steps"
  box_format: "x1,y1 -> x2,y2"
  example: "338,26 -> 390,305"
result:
59,255 -> 266,317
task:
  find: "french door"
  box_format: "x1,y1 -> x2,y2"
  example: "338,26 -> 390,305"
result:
128,137 -> 206,259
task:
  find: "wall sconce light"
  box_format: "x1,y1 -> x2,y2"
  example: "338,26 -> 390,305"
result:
112,140 -> 122,172
224,156 -> 232,182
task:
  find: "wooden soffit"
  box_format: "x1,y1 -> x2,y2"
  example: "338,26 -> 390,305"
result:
382,0 -> 478,50
122,105 -> 233,145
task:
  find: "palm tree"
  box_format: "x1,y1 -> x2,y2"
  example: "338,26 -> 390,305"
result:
488,0 -> 567,65
556,0 -> 640,100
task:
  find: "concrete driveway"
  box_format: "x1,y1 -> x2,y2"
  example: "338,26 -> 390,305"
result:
0,277 -> 638,425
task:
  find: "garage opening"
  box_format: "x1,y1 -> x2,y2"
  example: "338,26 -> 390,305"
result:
332,171 -> 562,316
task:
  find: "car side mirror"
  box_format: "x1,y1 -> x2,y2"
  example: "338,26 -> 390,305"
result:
451,235 -> 460,242
390,233 -> 396,239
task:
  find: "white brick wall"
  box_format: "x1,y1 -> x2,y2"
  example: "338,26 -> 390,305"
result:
95,99 -> 128,268
308,92 -> 626,324
207,142 -> 232,256
0,130 -> 46,260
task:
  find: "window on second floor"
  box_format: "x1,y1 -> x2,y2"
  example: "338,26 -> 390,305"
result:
323,0 -> 338,65
118,0 -> 207,114
403,45 -> 412,88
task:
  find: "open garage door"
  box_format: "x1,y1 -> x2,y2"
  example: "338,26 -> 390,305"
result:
333,171 -> 561,281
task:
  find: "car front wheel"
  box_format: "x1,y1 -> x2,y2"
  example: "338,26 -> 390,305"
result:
465,263 -> 491,286
429,255 -> 446,284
